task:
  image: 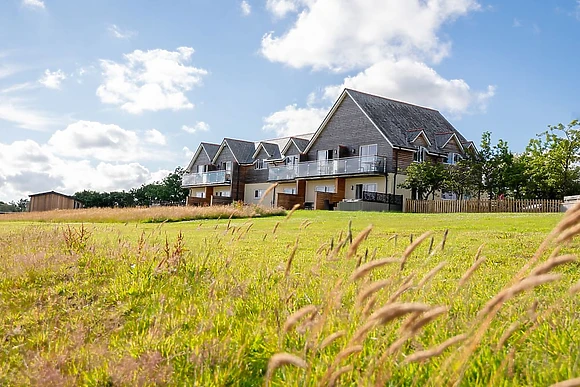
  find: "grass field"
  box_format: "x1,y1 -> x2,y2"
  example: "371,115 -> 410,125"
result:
1,210 -> 579,386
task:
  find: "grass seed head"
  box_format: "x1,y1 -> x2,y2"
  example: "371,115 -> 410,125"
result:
265,352 -> 307,382
350,258 -> 400,281
283,305 -> 318,333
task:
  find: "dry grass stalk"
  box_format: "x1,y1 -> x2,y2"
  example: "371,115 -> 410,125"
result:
400,231 -> 433,271
496,321 -> 520,352
480,273 -> 562,317
417,261 -> 447,288
300,220 -> 313,230
569,280 -> 580,295
361,293 -> 378,318
356,279 -> 391,308
328,365 -> 354,387
333,345 -> 363,364
257,183 -> 279,206
403,333 -> 467,364
550,378 -> 580,387
285,203 -> 301,220
283,305 -> 317,333
284,237 -> 300,278
458,256 -> 487,287
530,254 -> 576,276
407,306 -> 448,334
367,303 -> 430,326
386,279 -> 414,304
264,352 -> 307,383
346,225 -> 373,259
272,221 -> 280,234
318,330 -> 346,350
350,258 -> 400,281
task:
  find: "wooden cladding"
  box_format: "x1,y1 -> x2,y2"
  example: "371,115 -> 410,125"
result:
405,199 -> 562,213
29,192 -> 83,212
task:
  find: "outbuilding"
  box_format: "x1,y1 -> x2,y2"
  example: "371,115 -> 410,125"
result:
28,191 -> 84,212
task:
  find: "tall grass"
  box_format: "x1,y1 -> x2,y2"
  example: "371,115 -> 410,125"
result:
0,210 -> 578,385
0,204 -> 285,223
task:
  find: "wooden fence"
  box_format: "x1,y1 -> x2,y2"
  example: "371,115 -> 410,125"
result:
405,199 -> 562,213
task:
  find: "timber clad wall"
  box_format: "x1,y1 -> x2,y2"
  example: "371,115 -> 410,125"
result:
29,192 -> 83,212
189,149 -> 212,171
245,148 -> 269,184
305,95 -> 394,168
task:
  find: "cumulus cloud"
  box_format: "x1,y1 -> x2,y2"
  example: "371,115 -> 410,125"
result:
96,47 -> 208,114
0,133 -> 172,201
182,121 -> 210,134
241,1 -> 252,16
262,0 -> 495,131
108,24 -> 137,39
322,59 -> 496,114
261,0 -> 480,71
39,69 -> 67,89
144,129 -> 167,145
47,121 -> 171,163
22,0 -> 45,10
262,104 -> 326,136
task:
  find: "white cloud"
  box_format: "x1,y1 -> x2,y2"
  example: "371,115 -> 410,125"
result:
39,69 -> 67,89
182,121 -> 210,134
47,120 -> 171,162
266,0 -> 302,18
1,82 -> 37,94
108,24 -> 137,40
322,59 -> 496,115
241,1 -> 252,16
183,146 -> 194,161
144,129 -> 167,145
0,135 -> 172,201
513,18 -> 522,27
96,47 -> 208,114
262,104 -> 326,136
22,0 -> 45,10
261,0 -> 480,71
0,97 -> 58,131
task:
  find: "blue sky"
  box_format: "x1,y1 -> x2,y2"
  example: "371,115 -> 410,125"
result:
0,0 -> 579,201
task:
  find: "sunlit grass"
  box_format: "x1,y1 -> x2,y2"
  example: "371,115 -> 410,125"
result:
0,210 -> 579,386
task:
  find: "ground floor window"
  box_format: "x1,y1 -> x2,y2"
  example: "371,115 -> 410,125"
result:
216,191 -> 230,197
254,189 -> 265,199
194,192 -> 204,198
283,188 -> 296,194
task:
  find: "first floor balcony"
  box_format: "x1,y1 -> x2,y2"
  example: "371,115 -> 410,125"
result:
181,170 -> 231,187
269,155 -> 387,181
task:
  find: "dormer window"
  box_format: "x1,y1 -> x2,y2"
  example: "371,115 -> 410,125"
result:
445,152 -> 462,165
413,146 -> 426,163
255,159 -> 267,170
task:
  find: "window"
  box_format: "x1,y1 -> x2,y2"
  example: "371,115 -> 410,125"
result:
360,144 -> 378,171
195,192 -> 204,198
197,165 -> 207,173
315,185 -> 335,193
216,191 -> 230,197
363,183 -> 377,192
413,146 -> 426,163
317,149 -> 333,161
283,188 -> 296,194
255,159 -> 267,170
445,153 -> 462,165
254,189 -> 265,198
286,155 -> 299,166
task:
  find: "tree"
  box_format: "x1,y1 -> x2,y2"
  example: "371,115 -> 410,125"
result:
399,161 -> 448,200
521,120 -> 580,199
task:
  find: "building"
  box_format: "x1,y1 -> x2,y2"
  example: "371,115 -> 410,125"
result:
182,89 -> 473,210
28,191 -> 84,212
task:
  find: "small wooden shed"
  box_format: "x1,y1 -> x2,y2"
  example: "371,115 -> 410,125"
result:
28,191 -> 84,212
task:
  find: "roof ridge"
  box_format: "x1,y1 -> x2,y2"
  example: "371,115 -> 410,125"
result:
346,88 -> 439,112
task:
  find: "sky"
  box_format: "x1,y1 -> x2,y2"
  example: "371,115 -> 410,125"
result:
0,0 -> 579,202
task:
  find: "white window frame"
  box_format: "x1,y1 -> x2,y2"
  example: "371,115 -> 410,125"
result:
195,191 -> 204,198
197,165 -> 207,173
283,188 -> 296,195
445,152 -> 462,165
254,189 -> 265,199
413,146 -> 426,163
363,183 -> 377,193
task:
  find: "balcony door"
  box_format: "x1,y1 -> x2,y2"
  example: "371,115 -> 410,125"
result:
359,144 -> 377,172
317,149 -> 333,175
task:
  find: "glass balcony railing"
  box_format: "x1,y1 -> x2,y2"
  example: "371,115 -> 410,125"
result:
182,170 -> 230,186
269,156 -> 387,181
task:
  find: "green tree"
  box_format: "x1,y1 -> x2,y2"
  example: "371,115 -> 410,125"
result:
399,161 -> 448,200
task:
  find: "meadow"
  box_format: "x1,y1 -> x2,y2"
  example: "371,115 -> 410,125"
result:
1,207 -> 579,386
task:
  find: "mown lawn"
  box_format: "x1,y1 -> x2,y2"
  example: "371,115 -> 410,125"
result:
0,211 -> 579,386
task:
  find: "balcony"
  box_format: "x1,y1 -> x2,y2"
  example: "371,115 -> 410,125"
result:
269,156 -> 387,181
182,170 -> 230,187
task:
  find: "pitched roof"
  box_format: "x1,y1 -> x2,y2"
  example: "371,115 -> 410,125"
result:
201,142 -> 220,160
29,191 -> 76,200
215,138 -> 257,164
345,89 -> 469,154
